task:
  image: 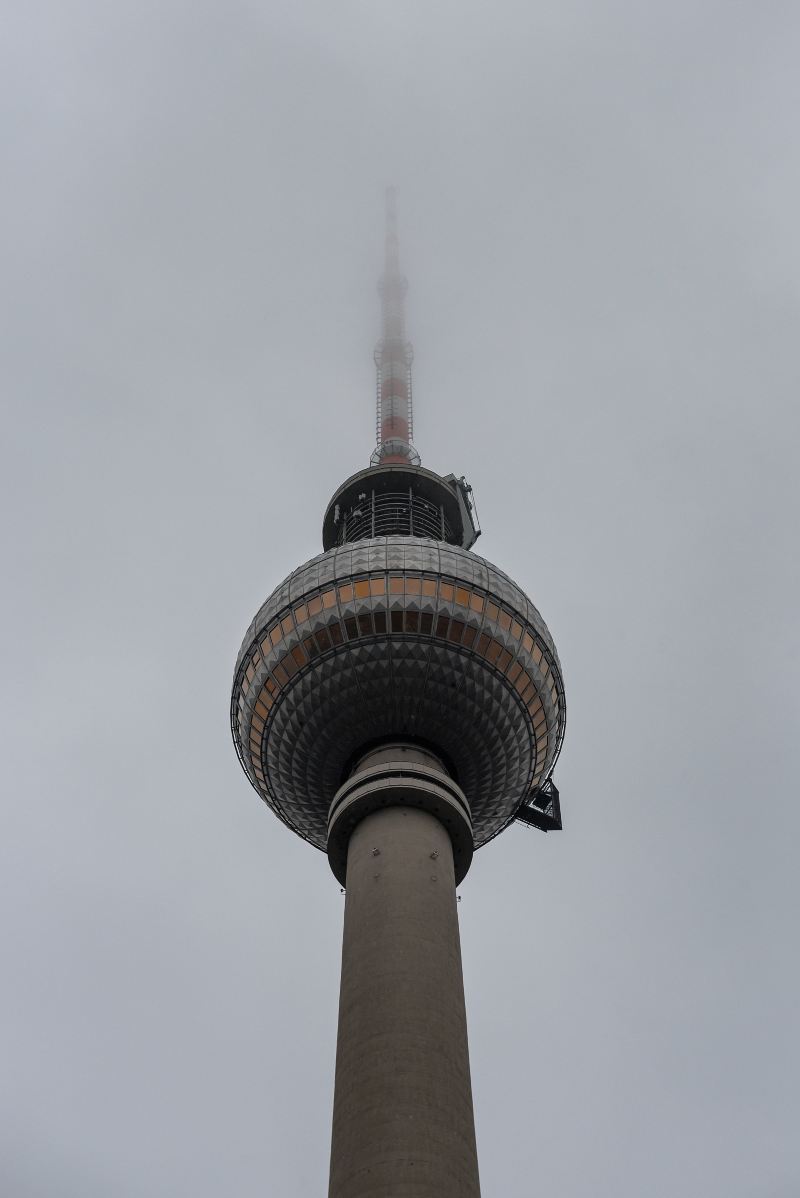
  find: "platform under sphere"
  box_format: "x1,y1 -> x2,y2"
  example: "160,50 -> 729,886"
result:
232,536 -> 565,849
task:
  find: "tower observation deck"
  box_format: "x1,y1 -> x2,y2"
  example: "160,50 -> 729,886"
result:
231,191 -> 566,1197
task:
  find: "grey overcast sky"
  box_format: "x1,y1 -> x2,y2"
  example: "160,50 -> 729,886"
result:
2,1 -> 799,1194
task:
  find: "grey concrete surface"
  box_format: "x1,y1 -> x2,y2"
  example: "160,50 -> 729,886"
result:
329,803 -> 480,1197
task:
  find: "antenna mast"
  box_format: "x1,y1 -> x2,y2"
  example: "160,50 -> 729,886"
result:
372,188 -> 420,467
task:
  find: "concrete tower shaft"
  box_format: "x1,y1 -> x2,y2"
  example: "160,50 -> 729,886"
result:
328,745 -> 480,1198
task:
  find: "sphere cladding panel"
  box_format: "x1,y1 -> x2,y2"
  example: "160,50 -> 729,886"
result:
232,538 -> 565,849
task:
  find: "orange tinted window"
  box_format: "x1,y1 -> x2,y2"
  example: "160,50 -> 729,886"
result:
370,578 -> 386,596
405,576 -> 421,595
308,595 -> 322,617
511,620 -> 522,641
522,632 -> 534,654
389,576 -> 404,594
354,580 -> 370,599
322,589 -> 336,610
469,593 -> 484,613
455,587 -> 469,607
440,582 -> 454,601
294,603 -> 308,625
486,601 -> 499,622
281,615 -> 294,637
498,610 -> 511,632
422,578 -> 437,597
338,583 -> 354,603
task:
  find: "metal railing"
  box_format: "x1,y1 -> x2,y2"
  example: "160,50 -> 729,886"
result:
335,489 -> 455,546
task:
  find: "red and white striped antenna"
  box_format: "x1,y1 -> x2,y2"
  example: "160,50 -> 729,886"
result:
371,188 -> 420,467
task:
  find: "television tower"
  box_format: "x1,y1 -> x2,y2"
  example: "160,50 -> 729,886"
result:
231,191 -> 566,1198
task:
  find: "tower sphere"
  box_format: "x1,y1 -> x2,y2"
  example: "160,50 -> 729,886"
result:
231,530 -> 565,854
